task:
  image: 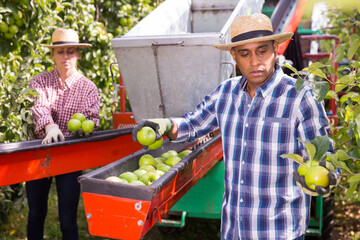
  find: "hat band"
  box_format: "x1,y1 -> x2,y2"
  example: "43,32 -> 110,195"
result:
52,41 -> 79,45
231,30 -> 273,43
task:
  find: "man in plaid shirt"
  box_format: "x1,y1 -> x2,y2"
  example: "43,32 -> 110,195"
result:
133,14 -> 331,239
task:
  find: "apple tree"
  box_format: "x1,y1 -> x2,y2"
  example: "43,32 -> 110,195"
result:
284,7 -> 360,201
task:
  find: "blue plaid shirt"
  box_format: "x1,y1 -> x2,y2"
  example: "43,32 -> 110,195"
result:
171,65 -> 330,239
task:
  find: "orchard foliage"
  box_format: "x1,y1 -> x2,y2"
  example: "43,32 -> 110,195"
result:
0,0 -> 162,226
0,0 -> 162,144
284,7 -> 360,201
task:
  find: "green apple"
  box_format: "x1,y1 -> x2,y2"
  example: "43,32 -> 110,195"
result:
148,137 -> 163,150
139,154 -> 156,166
165,156 -> 182,167
68,119 -> 82,132
178,149 -> 192,159
72,112 -> 86,122
161,150 -> 178,159
119,171 -> 138,182
82,120 -> 95,133
137,126 -> 156,146
130,180 -> 146,186
298,160 -> 319,176
133,169 -> 147,179
139,172 -> 160,186
304,165 -> 330,190
154,170 -> 165,177
105,176 -> 128,183
157,164 -> 171,173
139,164 -> 156,172
155,162 -> 167,170
154,157 -> 166,165
167,150 -> 178,156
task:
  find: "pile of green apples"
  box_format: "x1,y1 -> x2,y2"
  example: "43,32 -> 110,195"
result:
67,113 -> 95,136
105,149 -> 192,186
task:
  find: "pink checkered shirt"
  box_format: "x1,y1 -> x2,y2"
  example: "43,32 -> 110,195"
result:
30,69 -> 100,138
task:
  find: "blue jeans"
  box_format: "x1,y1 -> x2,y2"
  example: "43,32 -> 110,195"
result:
26,171 -> 82,240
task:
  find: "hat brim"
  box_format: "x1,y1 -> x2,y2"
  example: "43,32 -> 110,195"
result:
44,43 -> 92,48
214,32 -> 293,51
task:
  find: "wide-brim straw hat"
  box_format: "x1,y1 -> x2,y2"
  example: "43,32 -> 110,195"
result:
44,28 -> 92,48
214,13 -> 293,51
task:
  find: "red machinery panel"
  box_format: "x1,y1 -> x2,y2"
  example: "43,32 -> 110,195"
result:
78,134 -> 223,240
0,128 -> 142,187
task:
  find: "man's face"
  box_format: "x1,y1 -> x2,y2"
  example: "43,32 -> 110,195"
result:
231,41 -> 278,89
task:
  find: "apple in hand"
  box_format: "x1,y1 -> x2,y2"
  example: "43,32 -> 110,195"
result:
119,171 -> 138,182
304,165 -> 329,190
298,160 -> 319,176
137,126 -> 156,146
139,154 -> 156,166
148,137 -> 163,150
165,156 -> 182,167
139,172 -> 160,186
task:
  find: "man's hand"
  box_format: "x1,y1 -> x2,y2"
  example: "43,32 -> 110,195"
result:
132,118 -> 172,143
294,160 -> 341,197
42,124 -> 65,144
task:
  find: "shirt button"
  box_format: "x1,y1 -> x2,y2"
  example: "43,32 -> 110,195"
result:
247,104 -> 251,108
244,142 -> 247,146
242,161 -> 245,165
240,179 -> 244,184
245,123 -> 249,127
240,198 -> 243,203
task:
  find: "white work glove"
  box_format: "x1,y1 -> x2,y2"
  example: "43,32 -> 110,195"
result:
42,124 -> 65,144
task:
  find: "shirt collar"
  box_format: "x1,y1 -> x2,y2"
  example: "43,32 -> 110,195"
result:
54,69 -> 80,89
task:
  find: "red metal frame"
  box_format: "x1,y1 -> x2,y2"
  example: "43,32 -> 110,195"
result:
0,131 -> 142,187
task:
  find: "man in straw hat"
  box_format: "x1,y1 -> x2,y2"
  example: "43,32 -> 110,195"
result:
132,13 -> 335,239
26,28 -> 100,240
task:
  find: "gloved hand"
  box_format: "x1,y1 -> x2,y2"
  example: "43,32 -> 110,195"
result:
294,160 -> 341,197
132,118 -> 172,142
42,124 -> 65,144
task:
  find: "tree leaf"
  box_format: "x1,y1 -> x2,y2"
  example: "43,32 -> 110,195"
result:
312,136 -> 331,161
348,36 -> 360,60
312,81 -> 330,103
335,149 -> 351,161
295,78 -> 305,92
310,68 -> 327,79
305,143 -> 316,160
283,64 -> 299,75
347,174 -> 360,183
280,154 -> 304,164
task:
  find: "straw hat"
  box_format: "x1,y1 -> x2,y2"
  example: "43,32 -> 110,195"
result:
44,28 -> 92,48
214,13 -> 293,51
